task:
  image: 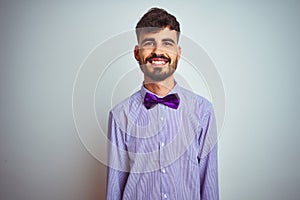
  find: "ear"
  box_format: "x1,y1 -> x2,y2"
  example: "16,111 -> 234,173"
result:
177,46 -> 182,61
134,45 -> 140,61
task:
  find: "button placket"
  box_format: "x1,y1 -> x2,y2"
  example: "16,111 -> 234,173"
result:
162,193 -> 168,199
158,104 -> 169,200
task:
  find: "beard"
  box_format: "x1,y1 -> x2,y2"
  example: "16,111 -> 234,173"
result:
139,58 -> 178,82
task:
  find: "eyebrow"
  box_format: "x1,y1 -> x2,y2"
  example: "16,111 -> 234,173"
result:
141,38 -> 155,44
162,38 -> 176,44
141,38 -> 177,44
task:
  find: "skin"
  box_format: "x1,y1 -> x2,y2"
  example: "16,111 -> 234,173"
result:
134,27 -> 181,96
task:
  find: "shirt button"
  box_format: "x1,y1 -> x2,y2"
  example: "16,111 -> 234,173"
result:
161,168 -> 166,173
161,142 -> 165,147
160,117 -> 164,121
162,193 -> 168,199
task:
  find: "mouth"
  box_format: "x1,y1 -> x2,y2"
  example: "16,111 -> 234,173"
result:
146,57 -> 170,66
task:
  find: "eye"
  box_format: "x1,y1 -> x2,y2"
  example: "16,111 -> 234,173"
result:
163,41 -> 174,46
143,41 -> 155,46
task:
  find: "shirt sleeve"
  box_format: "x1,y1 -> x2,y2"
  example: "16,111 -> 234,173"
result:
199,106 -> 219,200
106,111 -> 129,200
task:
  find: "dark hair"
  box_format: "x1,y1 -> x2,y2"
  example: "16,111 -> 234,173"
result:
135,8 -> 180,41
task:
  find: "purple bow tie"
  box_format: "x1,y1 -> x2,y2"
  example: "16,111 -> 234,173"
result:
144,92 -> 180,109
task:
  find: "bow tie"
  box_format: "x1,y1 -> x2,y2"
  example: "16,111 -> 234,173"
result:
144,92 -> 180,109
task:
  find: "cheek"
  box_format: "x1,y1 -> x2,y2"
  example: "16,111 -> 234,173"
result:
139,49 -> 152,60
170,53 -> 179,62
166,48 -> 179,58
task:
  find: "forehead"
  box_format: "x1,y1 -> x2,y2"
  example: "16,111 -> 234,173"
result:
138,28 -> 178,43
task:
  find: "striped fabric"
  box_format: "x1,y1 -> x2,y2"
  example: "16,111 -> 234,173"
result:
106,83 -> 219,200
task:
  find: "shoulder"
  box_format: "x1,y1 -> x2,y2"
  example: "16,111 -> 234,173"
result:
109,90 -> 142,117
178,86 -> 215,129
108,90 -> 145,132
179,86 -> 212,111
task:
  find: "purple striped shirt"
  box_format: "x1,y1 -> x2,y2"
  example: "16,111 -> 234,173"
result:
106,83 -> 219,200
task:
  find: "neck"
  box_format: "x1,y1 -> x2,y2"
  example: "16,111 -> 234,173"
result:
144,76 -> 175,97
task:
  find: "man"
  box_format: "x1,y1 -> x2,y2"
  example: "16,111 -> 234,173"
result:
106,8 -> 219,200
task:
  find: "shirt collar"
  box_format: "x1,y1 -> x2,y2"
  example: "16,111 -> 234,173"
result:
140,81 -> 180,99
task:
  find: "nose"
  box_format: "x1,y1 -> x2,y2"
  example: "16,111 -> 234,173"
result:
152,43 -> 165,55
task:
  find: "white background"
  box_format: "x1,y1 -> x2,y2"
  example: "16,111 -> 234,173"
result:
0,0 -> 299,199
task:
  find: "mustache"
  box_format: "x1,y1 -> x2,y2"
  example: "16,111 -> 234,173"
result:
145,54 -> 171,63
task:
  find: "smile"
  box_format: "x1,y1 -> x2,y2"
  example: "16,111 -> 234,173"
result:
148,57 -> 170,66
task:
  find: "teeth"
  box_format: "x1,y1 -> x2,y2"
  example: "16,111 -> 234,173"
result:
152,60 -> 166,65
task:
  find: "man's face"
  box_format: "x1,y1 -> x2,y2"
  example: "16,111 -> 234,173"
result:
134,27 -> 181,82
